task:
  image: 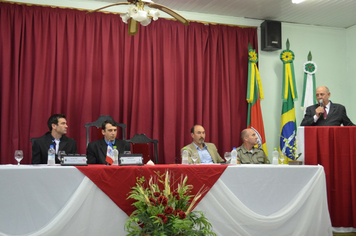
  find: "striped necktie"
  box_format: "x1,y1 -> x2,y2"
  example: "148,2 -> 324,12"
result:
323,107 -> 327,119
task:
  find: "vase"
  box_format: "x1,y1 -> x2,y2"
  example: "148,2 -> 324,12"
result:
288,160 -> 303,165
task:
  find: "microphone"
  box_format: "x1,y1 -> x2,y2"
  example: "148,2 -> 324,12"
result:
319,99 -> 323,117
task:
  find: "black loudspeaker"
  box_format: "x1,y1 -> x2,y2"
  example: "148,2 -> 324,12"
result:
261,20 -> 281,51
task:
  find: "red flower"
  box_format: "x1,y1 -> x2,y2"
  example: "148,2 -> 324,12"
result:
157,213 -> 168,224
164,206 -> 173,215
153,192 -> 160,197
149,197 -> 156,206
157,196 -> 168,206
179,211 -> 186,219
174,209 -> 181,216
172,191 -> 180,200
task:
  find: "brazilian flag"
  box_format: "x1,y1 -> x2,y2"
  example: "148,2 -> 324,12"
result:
279,39 -> 298,162
279,86 -> 297,162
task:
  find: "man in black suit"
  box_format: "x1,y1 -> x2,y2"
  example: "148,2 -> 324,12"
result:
32,114 -> 77,164
86,119 -> 131,164
300,86 -> 354,126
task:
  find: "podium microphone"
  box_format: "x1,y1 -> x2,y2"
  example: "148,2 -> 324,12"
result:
319,99 -> 323,117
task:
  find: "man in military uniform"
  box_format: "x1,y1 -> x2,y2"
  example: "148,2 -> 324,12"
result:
236,128 -> 270,164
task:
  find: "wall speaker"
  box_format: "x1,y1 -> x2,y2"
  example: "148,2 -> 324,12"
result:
261,20 -> 281,51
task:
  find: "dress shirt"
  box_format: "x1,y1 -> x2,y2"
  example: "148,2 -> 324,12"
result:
193,143 -> 214,164
104,139 -> 115,146
313,102 -> 330,123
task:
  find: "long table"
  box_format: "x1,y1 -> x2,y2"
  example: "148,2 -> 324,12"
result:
297,126 -> 356,229
0,165 -> 332,236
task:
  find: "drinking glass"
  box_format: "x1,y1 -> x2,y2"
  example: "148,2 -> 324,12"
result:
14,150 -> 23,165
224,152 -> 231,164
58,151 -> 66,163
191,153 -> 199,164
279,153 -> 286,165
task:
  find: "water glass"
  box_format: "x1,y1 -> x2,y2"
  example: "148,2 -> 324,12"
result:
14,150 -> 23,165
224,152 -> 231,164
279,153 -> 286,165
191,153 -> 199,164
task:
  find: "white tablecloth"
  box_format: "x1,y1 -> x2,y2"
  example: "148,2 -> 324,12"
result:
0,165 -> 332,236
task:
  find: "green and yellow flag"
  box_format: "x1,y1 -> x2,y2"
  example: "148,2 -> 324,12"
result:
280,39 -> 297,162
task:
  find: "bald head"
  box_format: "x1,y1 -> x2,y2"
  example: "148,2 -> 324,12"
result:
241,128 -> 250,141
241,128 -> 258,150
317,86 -> 329,93
316,86 -> 331,106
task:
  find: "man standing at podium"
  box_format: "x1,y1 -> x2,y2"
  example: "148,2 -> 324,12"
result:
300,86 -> 354,126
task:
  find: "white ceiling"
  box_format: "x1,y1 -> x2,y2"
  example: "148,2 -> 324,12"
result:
5,0 -> 356,28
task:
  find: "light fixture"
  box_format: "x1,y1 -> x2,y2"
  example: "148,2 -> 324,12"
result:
292,0 -> 306,4
88,0 -> 189,35
120,2 -> 160,26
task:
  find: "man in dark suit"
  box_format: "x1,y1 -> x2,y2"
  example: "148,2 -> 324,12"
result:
300,86 -> 354,126
87,119 -> 131,164
32,114 -> 77,164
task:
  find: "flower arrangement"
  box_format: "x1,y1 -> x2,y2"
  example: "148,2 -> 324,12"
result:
124,171 -> 216,236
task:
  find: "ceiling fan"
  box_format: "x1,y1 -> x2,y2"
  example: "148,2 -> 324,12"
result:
87,0 -> 189,36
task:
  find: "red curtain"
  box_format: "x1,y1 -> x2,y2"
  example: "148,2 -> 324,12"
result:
0,2 -> 258,164
304,127 -> 356,227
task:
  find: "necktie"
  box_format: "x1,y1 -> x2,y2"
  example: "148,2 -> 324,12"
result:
324,107 -> 327,119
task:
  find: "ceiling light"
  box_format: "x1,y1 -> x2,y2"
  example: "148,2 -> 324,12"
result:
120,4 -> 160,27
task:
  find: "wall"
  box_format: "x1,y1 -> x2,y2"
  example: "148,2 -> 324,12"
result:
346,25 -> 356,122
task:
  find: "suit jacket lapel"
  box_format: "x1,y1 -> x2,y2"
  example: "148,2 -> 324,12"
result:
44,132 -> 55,151
206,143 -> 216,163
99,139 -> 108,163
59,139 -> 67,153
328,101 -> 336,117
189,143 -> 201,163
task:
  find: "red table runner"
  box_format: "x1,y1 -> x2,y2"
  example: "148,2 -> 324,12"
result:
304,126 -> 356,227
76,164 -> 228,216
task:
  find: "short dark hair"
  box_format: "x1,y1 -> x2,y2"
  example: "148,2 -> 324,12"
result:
47,114 -> 66,131
102,119 -> 117,131
191,124 -> 203,134
190,125 -> 197,134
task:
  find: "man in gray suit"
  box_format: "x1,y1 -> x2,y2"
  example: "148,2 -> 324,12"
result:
181,124 -> 224,164
300,86 -> 354,126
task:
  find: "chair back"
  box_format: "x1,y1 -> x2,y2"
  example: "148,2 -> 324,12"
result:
126,134 -> 158,164
30,137 -> 39,146
84,115 -> 126,147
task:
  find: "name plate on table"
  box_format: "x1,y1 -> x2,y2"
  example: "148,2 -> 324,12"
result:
61,155 -> 88,166
119,154 -> 143,166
